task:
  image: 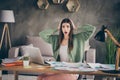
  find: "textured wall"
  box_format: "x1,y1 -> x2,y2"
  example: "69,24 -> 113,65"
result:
0,0 -> 120,63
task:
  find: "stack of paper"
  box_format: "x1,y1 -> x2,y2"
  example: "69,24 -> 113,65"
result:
1,57 -> 23,67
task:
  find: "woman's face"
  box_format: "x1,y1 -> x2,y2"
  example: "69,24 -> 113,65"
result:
62,22 -> 71,36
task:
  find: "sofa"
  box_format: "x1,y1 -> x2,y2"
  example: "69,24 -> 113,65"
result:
8,36 -> 96,79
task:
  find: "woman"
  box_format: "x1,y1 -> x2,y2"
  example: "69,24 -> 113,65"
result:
38,18 -> 96,80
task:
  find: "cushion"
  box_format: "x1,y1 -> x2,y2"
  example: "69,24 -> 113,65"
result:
20,44 -> 33,48
25,36 -> 53,56
19,44 -> 34,56
86,49 -> 96,63
8,44 -> 33,58
8,47 -> 19,58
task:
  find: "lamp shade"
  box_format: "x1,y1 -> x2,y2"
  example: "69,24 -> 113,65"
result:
94,25 -> 107,42
0,10 -> 15,23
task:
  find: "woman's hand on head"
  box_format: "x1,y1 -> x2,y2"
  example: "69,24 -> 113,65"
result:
57,20 -> 61,30
70,19 -> 77,30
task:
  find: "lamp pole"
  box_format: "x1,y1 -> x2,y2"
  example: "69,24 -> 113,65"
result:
0,23 -> 11,50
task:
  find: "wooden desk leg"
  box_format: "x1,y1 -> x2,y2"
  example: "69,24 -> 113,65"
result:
14,71 -> 18,80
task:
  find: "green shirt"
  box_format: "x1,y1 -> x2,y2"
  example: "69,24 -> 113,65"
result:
39,24 -> 96,62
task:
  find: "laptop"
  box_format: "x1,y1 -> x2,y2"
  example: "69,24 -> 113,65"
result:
21,46 -> 55,65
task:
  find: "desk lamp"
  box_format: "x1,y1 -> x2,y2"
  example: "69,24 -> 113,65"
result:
95,25 -> 120,71
0,10 -> 15,50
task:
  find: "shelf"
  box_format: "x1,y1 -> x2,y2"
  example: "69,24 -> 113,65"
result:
37,0 -> 49,10
66,0 -> 80,12
52,0 -> 64,4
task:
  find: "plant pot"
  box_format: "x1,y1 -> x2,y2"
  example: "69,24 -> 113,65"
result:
23,60 -> 29,67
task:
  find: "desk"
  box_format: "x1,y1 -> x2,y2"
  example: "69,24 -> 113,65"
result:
0,63 -> 120,80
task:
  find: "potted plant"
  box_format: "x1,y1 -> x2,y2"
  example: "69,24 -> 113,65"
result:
105,27 -> 120,64
22,56 -> 30,67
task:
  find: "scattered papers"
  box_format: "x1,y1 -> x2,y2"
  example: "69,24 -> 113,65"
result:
87,63 -> 115,71
87,63 -> 101,69
46,61 -> 117,72
46,61 -> 97,72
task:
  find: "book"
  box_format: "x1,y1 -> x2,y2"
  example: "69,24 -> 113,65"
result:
2,57 -> 22,63
1,57 -> 23,67
2,60 -> 23,67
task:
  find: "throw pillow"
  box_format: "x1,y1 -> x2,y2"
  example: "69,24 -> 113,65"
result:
8,47 -> 19,58
25,36 -> 53,57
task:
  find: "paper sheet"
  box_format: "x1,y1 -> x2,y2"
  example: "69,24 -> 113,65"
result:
87,63 -> 115,70
46,61 -> 97,72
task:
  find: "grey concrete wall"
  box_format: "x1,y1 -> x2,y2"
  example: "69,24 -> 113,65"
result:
0,0 -> 120,63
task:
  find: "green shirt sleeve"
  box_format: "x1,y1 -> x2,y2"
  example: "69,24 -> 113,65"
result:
39,29 -> 58,43
74,24 -> 96,41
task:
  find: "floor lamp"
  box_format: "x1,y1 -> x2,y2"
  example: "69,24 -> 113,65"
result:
95,25 -> 120,71
0,10 -> 15,50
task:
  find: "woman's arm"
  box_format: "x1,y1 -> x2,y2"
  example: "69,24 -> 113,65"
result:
75,24 -> 96,41
39,29 -> 58,43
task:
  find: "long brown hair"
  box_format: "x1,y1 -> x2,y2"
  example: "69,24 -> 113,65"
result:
56,18 -> 74,53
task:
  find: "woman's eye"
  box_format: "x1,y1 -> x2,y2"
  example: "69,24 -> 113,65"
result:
62,26 -> 65,28
67,26 -> 70,28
